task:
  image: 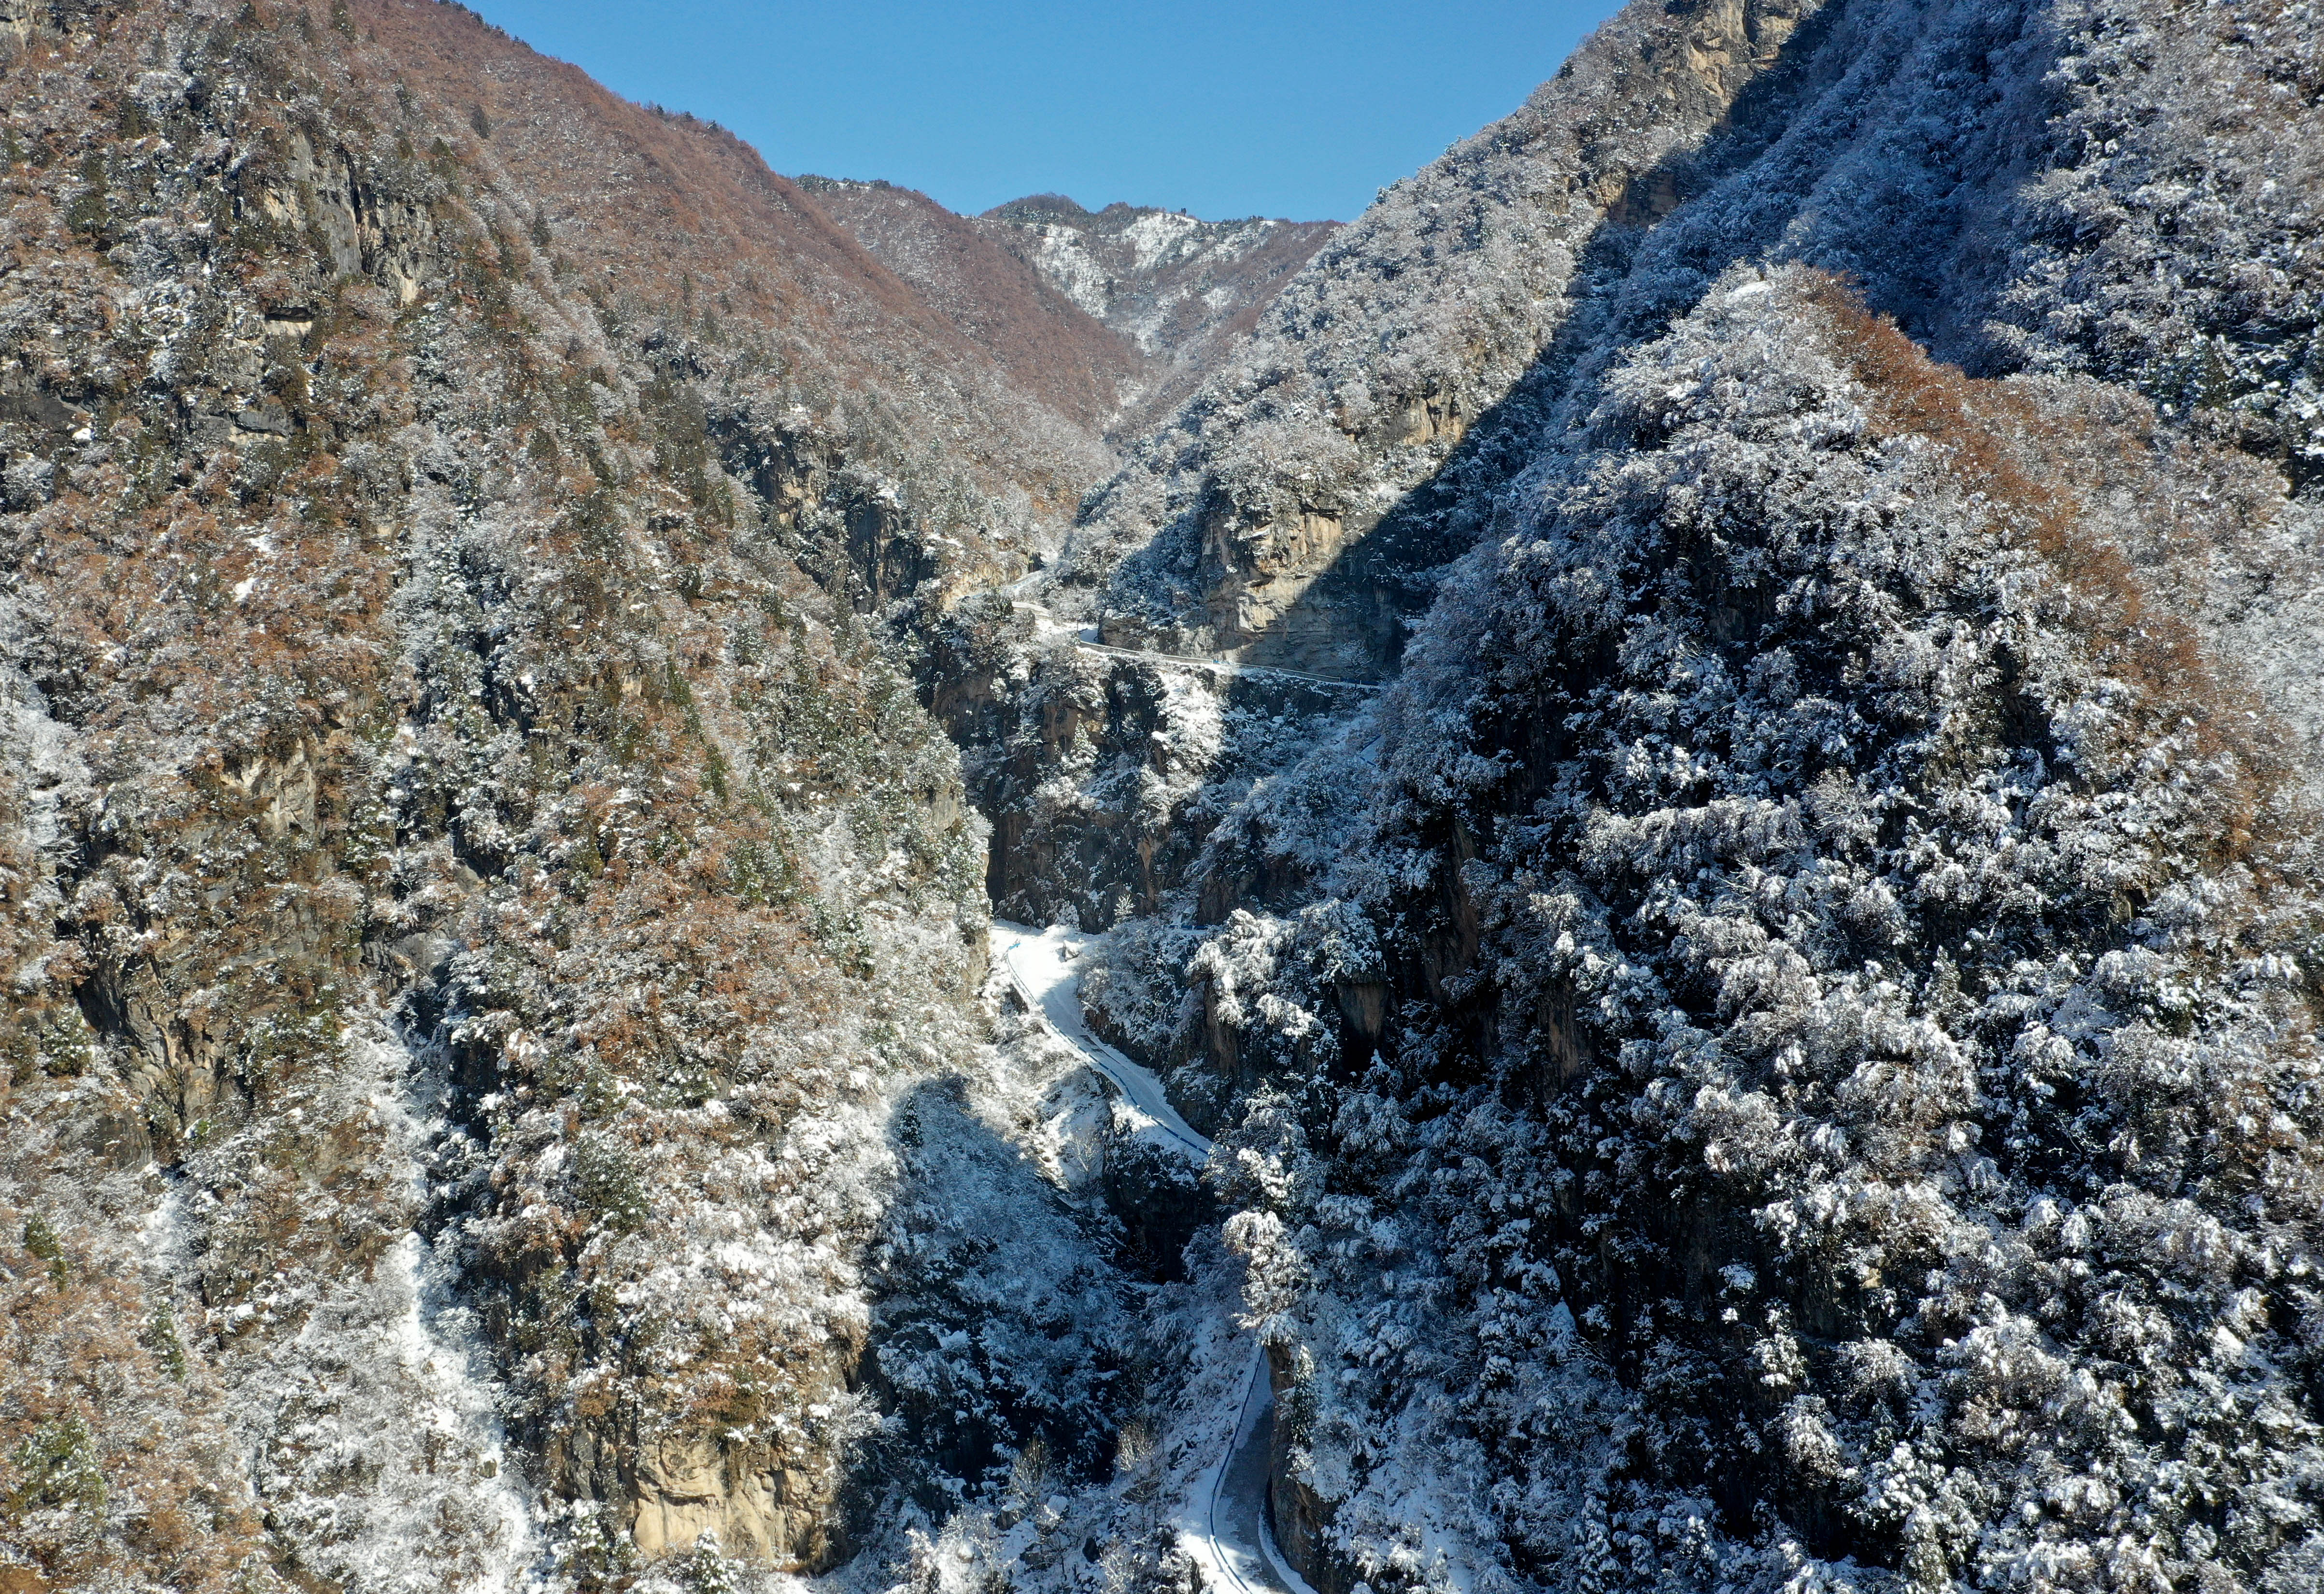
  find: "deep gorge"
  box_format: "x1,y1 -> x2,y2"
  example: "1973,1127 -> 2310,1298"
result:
3,1 -> 2322,1592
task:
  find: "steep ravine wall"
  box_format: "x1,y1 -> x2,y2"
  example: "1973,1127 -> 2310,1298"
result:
924,0 -> 2324,1584
922,598 -> 1376,936
1262,1344 -> 1357,1594
920,0 -> 1852,1557
0,3 -> 1119,1586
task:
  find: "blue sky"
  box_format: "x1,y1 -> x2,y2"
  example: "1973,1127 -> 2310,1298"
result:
468,0 -> 1625,223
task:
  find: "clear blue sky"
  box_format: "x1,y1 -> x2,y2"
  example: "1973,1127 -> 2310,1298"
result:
468,0 -> 1626,223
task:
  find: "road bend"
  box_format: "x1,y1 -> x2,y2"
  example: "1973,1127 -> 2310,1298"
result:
991,921 -> 1312,1594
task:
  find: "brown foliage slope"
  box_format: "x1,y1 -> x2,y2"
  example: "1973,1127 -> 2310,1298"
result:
796,177 -> 1150,438
361,0 -> 1115,512
0,1203 -> 267,1594
1804,274 -> 2301,871
797,179 -> 1345,444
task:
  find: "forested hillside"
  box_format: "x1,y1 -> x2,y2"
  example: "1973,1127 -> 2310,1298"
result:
3,0 -> 2320,1591
0,2 -> 1149,1589
801,180 -> 1340,441
791,177 -> 1148,442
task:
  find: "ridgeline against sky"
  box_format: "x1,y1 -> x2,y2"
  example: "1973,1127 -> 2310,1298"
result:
467,0 -> 1627,223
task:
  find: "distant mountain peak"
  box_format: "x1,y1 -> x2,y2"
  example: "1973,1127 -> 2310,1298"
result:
982,192 -> 1329,231
808,185 -> 1340,433
982,192 -> 1100,227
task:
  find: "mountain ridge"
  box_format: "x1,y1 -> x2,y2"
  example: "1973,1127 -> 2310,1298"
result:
798,175 -> 1341,441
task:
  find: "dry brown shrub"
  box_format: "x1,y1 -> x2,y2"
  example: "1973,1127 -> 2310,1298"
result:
0,1197 -> 271,1594
1800,272 -> 2302,877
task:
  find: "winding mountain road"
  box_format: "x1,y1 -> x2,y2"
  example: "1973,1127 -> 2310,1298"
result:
992,922 -> 1314,1594
1073,639 -> 1382,697
1001,595 -> 1381,697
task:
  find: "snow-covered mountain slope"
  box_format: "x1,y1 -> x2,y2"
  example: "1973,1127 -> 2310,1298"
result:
1193,265 -> 2324,1594
952,0 -> 2324,1590
0,2 -> 1136,1588
6,0 -> 2321,1589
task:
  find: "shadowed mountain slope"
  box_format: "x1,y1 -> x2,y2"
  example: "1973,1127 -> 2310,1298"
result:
926,0 -> 2324,1584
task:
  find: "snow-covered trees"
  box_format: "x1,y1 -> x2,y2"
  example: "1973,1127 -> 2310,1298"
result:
1200,268 -> 2324,1591
7,0 -> 2320,1586
983,1 -> 2324,1584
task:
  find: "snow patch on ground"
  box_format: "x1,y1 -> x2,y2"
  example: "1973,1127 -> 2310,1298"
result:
986,923 -> 1302,1594
1029,226 -> 1115,321
993,920 -> 1207,1160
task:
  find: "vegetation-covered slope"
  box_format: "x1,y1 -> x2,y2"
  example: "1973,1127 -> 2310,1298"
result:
800,181 -> 1341,444
1203,269 -> 2324,1592
983,0 -> 2324,1589
792,177 -> 1150,442
1063,0 -> 2320,685
0,2 -> 1144,1588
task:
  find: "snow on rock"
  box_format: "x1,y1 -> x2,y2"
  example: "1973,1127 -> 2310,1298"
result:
217,1032 -> 541,1594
